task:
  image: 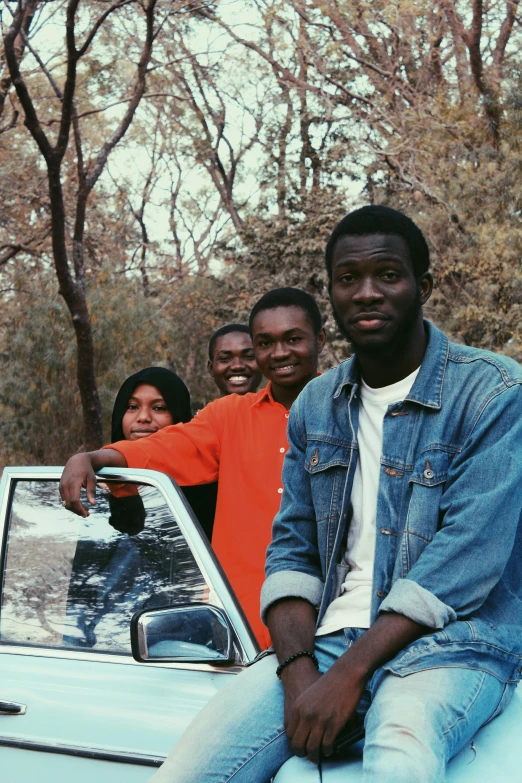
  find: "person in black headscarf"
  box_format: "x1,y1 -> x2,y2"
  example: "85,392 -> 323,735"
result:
111,367 -> 192,441
109,367 -> 216,541
64,368 -> 216,648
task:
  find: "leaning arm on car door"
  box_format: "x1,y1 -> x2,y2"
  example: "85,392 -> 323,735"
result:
60,398 -> 227,517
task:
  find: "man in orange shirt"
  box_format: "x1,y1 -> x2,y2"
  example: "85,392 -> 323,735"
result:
190,323 -> 263,543
60,287 -> 326,647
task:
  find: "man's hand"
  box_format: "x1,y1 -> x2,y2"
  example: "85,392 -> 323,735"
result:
60,449 -> 127,516
284,655 -> 367,763
266,598 -> 428,764
282,612 -> 428,763
280,657 -> 322,747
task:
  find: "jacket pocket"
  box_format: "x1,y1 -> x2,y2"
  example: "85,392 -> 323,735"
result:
304,440 -> 354,525
403,449 -> 451,569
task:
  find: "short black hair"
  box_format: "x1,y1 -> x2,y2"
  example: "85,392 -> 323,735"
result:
249,287 -> 323,336
325,205 -> 430,280
208,323 -> 251,361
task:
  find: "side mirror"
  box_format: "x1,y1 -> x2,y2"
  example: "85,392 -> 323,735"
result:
131,603 -> 236,664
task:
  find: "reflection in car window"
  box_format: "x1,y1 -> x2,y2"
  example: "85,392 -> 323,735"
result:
0,480 -> 210,655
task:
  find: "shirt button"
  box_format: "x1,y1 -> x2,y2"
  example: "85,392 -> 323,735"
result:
278,488 -> 283,494
424,469 -> 434,479
376,590 -> 387,598
280,447 -> 285,453
285,413 -> 289,419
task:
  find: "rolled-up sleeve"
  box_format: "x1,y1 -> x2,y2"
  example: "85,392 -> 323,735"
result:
261,392 -> 324,622
103,400 -> 224,486
380,383 -> 522,628
379,580 -> 456,629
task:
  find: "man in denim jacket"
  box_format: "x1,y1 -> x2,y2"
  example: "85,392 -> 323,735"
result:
151,206 -> 522,783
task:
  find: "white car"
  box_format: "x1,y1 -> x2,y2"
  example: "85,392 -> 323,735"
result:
0,467 -> 519,782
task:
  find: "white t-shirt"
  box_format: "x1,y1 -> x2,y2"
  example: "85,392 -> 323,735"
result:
316,367 -> 420,635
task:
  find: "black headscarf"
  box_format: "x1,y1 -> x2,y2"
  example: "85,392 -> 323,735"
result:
111,367 -> 192,443
109,366 -> 216,543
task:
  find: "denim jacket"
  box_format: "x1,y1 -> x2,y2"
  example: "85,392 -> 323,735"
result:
261,322 -> 522,683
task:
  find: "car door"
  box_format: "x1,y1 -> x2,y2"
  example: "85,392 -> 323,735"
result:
0,467 -> 258,783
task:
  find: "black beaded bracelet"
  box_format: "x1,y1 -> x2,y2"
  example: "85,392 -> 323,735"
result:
276,650 -> 319,679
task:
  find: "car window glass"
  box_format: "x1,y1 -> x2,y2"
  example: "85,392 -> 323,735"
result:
0,479 -> 210,655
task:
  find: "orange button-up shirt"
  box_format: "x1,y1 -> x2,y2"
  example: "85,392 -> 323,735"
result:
108,384 -> 289,648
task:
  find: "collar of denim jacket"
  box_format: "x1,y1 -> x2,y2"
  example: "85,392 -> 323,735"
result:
332,320 -> 449,411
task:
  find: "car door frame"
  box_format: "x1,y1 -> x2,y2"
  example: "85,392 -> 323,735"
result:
0,466 -> 260,769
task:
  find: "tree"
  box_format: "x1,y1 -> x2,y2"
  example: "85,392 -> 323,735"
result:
2,0 -> 169,448
2,0 -> 522,468
198,1 -> 522,356
0,0 -> 39,134
0,261 -> 226,464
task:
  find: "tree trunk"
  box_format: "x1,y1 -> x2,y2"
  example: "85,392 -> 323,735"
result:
4,0 -> 159,451
70,296 -> 103,450
47,164 -> 103,449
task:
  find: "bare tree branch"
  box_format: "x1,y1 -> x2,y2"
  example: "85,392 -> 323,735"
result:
54,0 -> 81,158
493,0 -> 520,67
0,226 -> 51,266
85,0 -> 159,192
77,0 -> 135,58
0,244 -> 25,266
0,0 -> 39,120
41,92 -> 184,124
21,29 -> 63,100
3,1 -> 53,160
0,106 -> 18,134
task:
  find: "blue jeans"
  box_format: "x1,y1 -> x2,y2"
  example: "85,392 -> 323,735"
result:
149,629 -> 514,783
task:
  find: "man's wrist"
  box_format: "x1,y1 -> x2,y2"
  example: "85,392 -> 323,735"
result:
276,650 -> 319,679
337,650 -> 372,682
279,655 -> 322,697
334,613 -> 427,683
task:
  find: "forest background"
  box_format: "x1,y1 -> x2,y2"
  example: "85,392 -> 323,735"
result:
1,0 -> 521,468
